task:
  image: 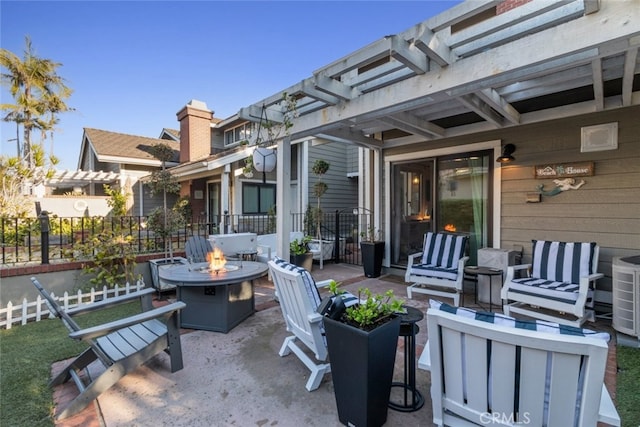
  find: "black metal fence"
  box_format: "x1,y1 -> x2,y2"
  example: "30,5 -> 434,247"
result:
1,211 -> 372,266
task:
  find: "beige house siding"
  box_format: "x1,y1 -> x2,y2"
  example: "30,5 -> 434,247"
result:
500,106 -> 640,299
383,106 -> 640,301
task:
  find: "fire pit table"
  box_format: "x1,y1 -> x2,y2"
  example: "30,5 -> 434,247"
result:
159,261 -> 268,333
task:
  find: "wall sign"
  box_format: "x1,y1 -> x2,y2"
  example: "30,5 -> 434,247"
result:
534,162 -> 594,179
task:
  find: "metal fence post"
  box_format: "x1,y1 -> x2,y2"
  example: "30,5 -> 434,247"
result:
39,211 -> 50,264
335,210 -> 341,264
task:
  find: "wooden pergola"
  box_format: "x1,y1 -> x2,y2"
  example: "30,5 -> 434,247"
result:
236,0 -> 640,260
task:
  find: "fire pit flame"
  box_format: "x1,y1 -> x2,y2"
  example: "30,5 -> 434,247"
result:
207,248 -> 226,273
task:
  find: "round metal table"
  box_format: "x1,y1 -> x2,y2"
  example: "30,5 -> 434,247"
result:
388,306 -> 425,412
159,261 -> 268,333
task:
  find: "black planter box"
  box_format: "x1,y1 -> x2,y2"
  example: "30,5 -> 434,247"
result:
324,315 -> 400,427
360,241 -> 385,278
290,252 -> 313,271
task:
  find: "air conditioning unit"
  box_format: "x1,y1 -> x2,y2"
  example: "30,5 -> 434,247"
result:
477,248 -> 520,305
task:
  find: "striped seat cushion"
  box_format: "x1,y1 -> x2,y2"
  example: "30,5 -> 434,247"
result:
409,264 -> 459,281
508,277 -> 594,304
420,232 -> 468,268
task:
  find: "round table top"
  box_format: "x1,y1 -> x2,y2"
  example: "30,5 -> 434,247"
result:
398,305 -> 424,324
464,266 -> 503,276
158,261 -> 268,286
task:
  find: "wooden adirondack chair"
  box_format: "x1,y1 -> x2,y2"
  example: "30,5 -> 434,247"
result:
185,235 -> 213,262
31,277 -> 186,420
420,303 -> 620,427
267,258 -> 333,391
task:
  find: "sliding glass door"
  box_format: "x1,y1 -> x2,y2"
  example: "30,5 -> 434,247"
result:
390,150 -> 492,267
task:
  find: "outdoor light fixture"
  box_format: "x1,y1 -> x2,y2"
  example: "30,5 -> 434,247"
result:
496,144 -> 516,163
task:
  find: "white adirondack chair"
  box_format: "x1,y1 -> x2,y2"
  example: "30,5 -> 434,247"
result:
267,258 -> 332,391
420,306 -> 620,427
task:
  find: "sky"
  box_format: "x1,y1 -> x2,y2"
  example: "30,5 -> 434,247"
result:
1,0 -> 462,170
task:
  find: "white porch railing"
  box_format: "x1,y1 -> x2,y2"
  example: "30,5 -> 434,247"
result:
0,280 -> 146,330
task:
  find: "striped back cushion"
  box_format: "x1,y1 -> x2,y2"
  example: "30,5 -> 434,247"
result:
420,232 -> 468,268
531,240 -> 596,284
274,256 -> 322,309
429,299 -> 609,340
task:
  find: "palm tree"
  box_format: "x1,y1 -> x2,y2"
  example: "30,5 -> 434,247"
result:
0,36 -> 72,169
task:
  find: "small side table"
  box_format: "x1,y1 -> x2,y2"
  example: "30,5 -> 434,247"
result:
388,306 -> 425,412
463,266 -> 503,312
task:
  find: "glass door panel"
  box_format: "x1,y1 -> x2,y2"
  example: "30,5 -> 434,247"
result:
436,152 -> 491,265
391,160 -> 434,266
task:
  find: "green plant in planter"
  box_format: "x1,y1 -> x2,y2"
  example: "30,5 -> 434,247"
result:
360,226 -> 383,242
290,236 -> 312,255
329,281 -> 404,331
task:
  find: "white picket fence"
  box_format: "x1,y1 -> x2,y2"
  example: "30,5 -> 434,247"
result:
0,280 -> 146,330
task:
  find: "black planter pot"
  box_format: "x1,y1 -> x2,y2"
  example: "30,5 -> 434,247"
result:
290,252 -> 313,271
360,241 -> 385,278
324,314 -> 400,427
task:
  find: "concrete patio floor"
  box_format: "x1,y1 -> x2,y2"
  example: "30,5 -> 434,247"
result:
52,262 -> 617,427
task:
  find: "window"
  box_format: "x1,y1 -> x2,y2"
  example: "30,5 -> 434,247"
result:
242,183 -> 276,214
224,122 -> 252,146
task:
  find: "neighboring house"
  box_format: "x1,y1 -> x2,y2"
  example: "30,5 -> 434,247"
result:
76,127 -> 180,215
169,100 -> 359,234
221,0 -> 640,310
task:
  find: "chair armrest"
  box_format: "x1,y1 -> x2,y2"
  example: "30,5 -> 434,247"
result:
256,244 -> 272,257
68,301 -> 186,341
598,384 -> 621,426
418,341 -> 431,371
407,252 -> 424,266
65,288 -> 156,316
307,312 -> 323,324
315,279 -> 333,289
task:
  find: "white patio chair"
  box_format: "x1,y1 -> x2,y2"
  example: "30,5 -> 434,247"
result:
420,300 -> 620,427
501,240 -> 603,326
267,257 -> 333,391
405,232 -> 469,306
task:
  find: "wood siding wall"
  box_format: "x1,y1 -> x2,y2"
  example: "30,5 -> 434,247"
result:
383,105 -> 640,298
308,141 -> 358,212
500,106 -> 640,296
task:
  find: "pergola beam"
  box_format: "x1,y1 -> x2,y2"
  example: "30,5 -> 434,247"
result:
390,35 -> 428,74
622,48 -> 639,106
476,88 -> 521,125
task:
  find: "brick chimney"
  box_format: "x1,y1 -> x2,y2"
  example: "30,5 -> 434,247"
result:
176,100 -> 213,163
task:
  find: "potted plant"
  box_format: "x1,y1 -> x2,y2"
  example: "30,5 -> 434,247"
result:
308,159 -> 334,266
289,236 -> 313,271
323,283 -> 404,427
146,142 -> 187,292
360,227 -> 385,278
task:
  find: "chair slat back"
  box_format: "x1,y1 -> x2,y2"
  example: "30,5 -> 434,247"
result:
420,232 -> 468,268
31,277 -> 81,332
531,240 -> 598,283
185,236 -> 213,263
268,260 -> 327,359
428,309 -> 608,427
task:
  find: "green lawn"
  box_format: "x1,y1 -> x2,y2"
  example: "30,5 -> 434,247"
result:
616,345 -> 640,426
0,302 -> 139,427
